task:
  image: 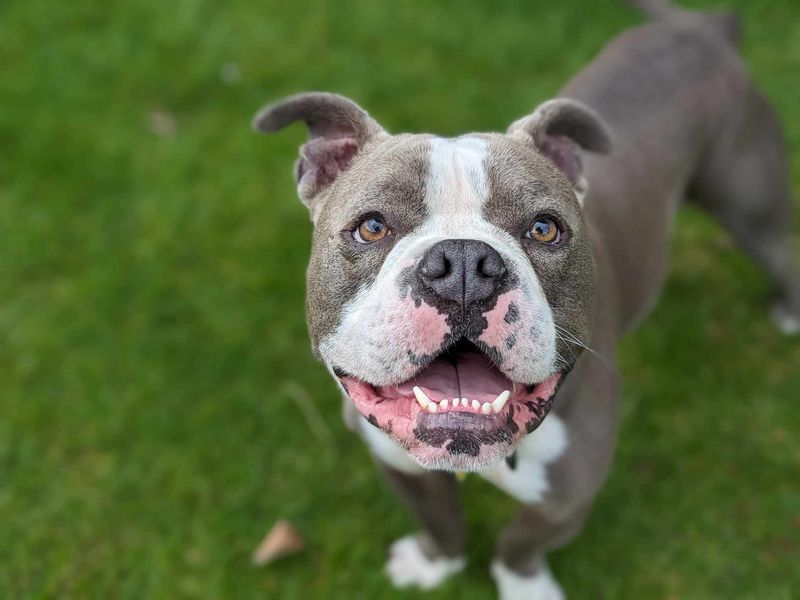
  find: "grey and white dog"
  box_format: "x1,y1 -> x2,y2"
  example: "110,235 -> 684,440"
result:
253,1 -> 800,597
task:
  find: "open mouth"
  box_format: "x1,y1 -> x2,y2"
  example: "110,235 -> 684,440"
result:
337,339 -> 561,471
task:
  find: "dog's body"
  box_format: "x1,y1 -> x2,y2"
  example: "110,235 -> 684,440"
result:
255,2 -> 800,597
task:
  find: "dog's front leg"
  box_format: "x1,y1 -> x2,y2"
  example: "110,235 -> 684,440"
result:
377,462 -> 467,590
491,502 -> 593,600
488,349 -> 620,600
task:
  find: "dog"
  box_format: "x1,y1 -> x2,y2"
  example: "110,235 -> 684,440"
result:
252,1 -> 800,596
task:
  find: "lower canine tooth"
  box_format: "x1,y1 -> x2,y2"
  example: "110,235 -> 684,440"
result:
471,399 -> 480,410
481,402 -> 492,414
412,386 -> 430,409
492,390 -> 511,413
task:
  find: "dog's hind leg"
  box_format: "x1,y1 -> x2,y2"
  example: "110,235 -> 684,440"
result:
689,85 -> 800,334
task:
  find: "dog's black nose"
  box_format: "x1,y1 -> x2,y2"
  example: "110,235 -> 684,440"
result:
418,239 -> 506,306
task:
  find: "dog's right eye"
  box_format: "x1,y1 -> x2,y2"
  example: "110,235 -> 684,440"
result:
354,216 -> 390,244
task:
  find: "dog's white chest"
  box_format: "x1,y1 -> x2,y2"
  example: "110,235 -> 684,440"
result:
476,414 -> 568,504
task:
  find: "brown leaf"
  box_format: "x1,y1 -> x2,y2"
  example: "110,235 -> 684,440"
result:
252,519 -> 304,566
146,108 -> 177,137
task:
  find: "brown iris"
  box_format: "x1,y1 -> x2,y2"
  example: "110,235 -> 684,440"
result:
355,216 -> 389,243
528,217 -> 560,244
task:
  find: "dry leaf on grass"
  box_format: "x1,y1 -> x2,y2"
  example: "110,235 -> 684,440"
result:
146,107 -> 177,137
252,519 -> 305,566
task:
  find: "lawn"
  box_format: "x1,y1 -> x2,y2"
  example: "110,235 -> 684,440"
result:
1,0 -> 799,598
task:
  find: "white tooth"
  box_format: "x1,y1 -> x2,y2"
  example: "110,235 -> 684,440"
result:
492,390 -> 511,413
428,402 -> 438,413
440,399 -> 448,409
453,398 -> 460,406
461,398 -> 469,407
413,386 -> 430,409
471,399 -> 480,410
481,402 -> 492,414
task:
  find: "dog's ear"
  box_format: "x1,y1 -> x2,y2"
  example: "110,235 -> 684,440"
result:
253,92 -> 385,216
507,99 -> 611,203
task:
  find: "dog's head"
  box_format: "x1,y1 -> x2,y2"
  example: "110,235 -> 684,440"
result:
254,92 -> 610,471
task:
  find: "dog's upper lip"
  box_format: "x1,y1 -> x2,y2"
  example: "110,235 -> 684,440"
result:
334,337 -> 560,401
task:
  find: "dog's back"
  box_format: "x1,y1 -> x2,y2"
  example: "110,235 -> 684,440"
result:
559,0 -> 799,334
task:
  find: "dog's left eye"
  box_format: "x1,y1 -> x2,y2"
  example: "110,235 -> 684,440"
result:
525,217 -> 561,245
354,216 -> 390,243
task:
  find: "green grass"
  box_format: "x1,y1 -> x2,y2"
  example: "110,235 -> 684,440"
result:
1,0 -> 799,597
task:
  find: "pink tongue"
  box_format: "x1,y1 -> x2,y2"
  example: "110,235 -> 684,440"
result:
391,352 -> 513,403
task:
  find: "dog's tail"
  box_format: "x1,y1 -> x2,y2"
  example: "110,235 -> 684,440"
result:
630,0 -> 740,48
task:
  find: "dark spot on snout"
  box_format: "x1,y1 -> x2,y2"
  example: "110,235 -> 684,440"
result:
504,303 -> 520,324
367,414 -> 379,428
505,334 -> 517,350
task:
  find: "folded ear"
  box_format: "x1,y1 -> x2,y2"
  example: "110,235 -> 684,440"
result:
253,92 -> 385,213
507,98 -> 611,203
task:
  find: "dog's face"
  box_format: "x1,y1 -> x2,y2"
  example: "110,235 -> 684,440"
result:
255,93 -> 610,470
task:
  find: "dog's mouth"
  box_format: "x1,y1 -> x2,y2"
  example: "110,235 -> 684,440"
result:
337,339 -> 562,471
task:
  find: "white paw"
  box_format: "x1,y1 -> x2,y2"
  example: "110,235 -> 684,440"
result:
773,303 -> 800,335
491,560 -> 565,600
385,535 -> 465,590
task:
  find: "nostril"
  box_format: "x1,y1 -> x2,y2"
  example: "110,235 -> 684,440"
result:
477,255 -> 506,279
420,252 -> 450,279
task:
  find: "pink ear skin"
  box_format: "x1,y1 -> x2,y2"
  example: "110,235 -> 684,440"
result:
539,135 -> 583,186
294,137 -> 360,201
252,92 -> 385,208
508,98 -> 612,189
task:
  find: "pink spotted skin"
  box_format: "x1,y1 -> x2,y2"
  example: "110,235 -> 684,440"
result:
479,289 -> 524,351
395,296 -> 451,360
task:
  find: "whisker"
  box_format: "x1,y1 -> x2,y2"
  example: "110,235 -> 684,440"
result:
553,324 -> 615,372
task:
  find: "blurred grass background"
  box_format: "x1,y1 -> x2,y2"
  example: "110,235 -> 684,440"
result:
1,0 -> 799,598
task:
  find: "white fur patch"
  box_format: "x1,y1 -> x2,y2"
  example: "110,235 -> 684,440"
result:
478,414 -> 568,503
426,136 -> 490,234
491,560 -> 565,600
359,416 -> 425,475
386,535 -> 466,590
773,303 -> 800,335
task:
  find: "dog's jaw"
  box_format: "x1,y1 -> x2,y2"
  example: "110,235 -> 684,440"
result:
337,339 -> 563,472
